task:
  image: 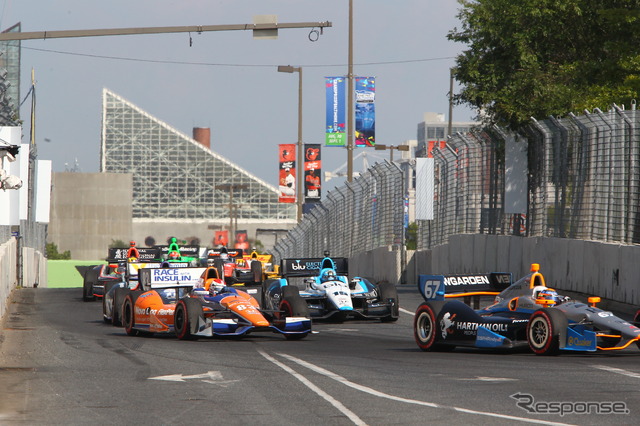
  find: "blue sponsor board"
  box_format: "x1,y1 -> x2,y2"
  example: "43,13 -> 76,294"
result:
325,77 -> 346,146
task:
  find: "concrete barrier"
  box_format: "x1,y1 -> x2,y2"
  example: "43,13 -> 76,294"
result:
0,238 -> 17,320
346,235 -> 639,308
0,238 -> 47,320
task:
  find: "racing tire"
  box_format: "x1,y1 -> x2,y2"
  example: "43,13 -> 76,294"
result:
123,293 -> 142,336
634,310 -> 640,349
414,302 -> 454,352
213,259 -> 226,285
102,282 -> 119,323
279,288 -> 310,340
527,309 -> 567,356
175,298 -> 203,341
82,269 -> 96,302
112,288 -> 130,327
251,260 -> 263,284
377,281 -> 399,322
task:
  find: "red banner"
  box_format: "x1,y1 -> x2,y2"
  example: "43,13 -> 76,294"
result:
234,230 -> 249,250
278,144 -> 296,203
304,144 -> 321,202
213,230 -> 228,247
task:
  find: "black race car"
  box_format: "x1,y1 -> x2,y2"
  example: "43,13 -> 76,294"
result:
414,264 -> 640,355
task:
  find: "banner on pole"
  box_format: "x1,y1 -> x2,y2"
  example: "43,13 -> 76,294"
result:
355,77 -> 375,147
278,144 -> 296,203
304,144 -> 321,203
325,77 -> 346,147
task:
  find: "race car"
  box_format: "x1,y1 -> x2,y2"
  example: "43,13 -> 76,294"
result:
263,255 -> 399,322
414,263 -> 640,355
117,265 -> 311,340
242,250 -> 280,282
82,262 -> 124,301
104,264 -> 206,325
205,247 -> 261,285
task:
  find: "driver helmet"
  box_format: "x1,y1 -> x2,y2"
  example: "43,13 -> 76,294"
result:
322,269 -> 337,282
536,289 -> 560,306
210,281 -> 225,295
129,240 -> 136,247
169,251 -> 180,260
220,252 -> 229,261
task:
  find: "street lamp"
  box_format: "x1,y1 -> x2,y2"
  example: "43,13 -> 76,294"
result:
277,65 -> 303,222
215,183 -> 248,245
347,0 -> 354,182
374,144 -> 410,162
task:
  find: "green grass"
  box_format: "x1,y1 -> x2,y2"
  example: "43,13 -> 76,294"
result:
47,260 -> 102,288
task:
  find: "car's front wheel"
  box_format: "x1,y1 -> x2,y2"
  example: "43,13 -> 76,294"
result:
527,309 -> 567,355
174,298 -> 203,341
280,287 -> 310,340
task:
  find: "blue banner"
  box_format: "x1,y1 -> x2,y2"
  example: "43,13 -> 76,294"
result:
355,77 -> 375,147
325,77 -> 346,146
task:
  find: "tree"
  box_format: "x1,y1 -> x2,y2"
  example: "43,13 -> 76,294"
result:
46,243 -> 71,259
448,0 -> 640,130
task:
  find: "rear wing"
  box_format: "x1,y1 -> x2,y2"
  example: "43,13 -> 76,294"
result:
205,248 -> 243,260
156,245 -> 201,258
139,267 -> 206,290
280,257 -> 348,277
418,272 -> 512,302
107,247 -> 159,262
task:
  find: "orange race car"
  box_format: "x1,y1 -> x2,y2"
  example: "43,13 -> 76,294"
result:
115,266 -> 311,340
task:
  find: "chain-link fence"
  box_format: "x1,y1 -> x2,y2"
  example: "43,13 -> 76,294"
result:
273,161 -> 405,261
274,104 -> 640,262
419,104 -> 640,249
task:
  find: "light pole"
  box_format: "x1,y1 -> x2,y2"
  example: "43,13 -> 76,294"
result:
347,0 -> 354,182
215,183 -> 248,245
374,144 -> 410,162
277,65 -> 303,222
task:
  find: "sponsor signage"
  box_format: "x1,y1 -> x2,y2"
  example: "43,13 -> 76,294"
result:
355,77 -> 375,147
108,247 -> 158,261
325,77 -> 346,146
304,143 -> 321,203
281,257 -> 348,277
278,144 -> 297,203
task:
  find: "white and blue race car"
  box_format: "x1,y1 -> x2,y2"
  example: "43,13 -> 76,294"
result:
263,255 -> 399,322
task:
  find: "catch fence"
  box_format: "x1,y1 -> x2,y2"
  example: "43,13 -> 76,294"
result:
273,161 -> 405,260
274,104 -> 640,260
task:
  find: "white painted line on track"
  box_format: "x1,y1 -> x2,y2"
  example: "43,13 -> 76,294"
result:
258,350 -> 367,426
275,352 -> 573,426
592,365 -> 640,379
399,307 -> 414,316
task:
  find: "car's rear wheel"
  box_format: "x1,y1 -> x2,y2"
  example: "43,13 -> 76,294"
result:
414,302 -> 454,352
175,298 -> 203,340
123,293 -> 139,336
112,288 -> 129,327
82,270 -> 95,302
527,309 -> 567,355
634,310 -> 640,349
414,303 -> 436,350
378,281 -> 399,322
251,260 -> 263,284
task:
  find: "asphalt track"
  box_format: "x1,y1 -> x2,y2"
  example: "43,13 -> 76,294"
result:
1,285 -> 639,425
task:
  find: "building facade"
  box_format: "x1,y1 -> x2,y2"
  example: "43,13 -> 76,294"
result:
101,89 -> 295,249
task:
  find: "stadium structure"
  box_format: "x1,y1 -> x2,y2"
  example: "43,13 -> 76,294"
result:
100,88 -> 296,247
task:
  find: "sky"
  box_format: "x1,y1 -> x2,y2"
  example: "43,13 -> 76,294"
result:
1,0 -> 475,193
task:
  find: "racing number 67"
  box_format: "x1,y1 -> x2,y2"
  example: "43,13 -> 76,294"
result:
423,280 -> 440,299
